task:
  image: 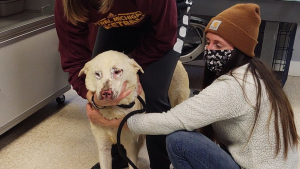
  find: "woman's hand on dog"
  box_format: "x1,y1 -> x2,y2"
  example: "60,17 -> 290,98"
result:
86,103 -> 128,129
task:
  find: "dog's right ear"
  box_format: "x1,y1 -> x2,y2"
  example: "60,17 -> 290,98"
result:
129,59 -> 144,73
78,61 -> 91,77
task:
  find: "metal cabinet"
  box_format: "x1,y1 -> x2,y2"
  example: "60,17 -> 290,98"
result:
0,16 -> 70,135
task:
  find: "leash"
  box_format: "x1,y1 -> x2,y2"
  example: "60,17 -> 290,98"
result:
117,95 -> 146,169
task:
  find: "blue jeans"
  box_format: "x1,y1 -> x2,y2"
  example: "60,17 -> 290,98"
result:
166,131 -> 240,169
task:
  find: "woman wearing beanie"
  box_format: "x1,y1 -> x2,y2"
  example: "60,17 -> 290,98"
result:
94,3 -> 299,168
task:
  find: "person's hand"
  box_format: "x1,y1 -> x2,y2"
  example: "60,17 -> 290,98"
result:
86,81 -> 132,107
86,103 -> 129,129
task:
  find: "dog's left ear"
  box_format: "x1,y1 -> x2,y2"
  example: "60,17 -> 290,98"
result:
129,59 -> 144,73
78,61 -> 91,77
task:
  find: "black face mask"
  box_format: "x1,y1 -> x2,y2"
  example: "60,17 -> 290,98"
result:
204,47 -> 234,73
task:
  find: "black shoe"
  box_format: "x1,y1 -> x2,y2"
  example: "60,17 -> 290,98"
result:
90,144 -> 128,169
91,163 -> 100,169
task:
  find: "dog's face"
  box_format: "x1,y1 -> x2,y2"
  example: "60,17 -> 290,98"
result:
79,51 -> 143,101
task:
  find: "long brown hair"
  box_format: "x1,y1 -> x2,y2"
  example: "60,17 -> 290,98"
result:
203,49 -> 299,158
62,0 -> 114,25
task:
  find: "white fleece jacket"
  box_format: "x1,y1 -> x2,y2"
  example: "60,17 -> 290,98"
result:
127,64 -> 299,169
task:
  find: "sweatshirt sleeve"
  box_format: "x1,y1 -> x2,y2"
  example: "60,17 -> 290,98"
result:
132,0 -> 177,68
127,76 -> 248,135
54,0 -> 96,99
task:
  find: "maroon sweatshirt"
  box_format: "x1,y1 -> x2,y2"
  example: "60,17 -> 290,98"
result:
54,0 -> 178,98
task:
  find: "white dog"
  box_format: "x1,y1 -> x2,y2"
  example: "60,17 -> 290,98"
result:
79,50 -> 189,169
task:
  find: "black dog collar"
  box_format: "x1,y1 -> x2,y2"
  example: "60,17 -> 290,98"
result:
117,101 -> 135,109
92,94 -> 136,109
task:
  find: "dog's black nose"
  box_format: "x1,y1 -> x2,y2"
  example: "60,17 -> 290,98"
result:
101,89 -> 112,99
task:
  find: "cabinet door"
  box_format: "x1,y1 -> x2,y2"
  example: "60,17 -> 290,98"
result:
0,28 -> 69,135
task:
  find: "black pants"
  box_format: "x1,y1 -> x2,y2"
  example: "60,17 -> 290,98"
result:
91,1 -> 192,168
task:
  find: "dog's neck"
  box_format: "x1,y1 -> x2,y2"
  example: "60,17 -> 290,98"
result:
117,84 -> 138,106
117,101 -> 135,108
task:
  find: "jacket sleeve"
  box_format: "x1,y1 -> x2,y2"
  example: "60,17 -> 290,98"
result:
132,0 -> 178,69
54,0 -> 97,99
127,76 -> 249,135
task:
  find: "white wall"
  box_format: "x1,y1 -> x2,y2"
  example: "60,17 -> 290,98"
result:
289,25 -> 300,76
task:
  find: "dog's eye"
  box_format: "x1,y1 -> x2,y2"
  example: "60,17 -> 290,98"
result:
95,71 -> 102,80
111,68 -> 123,79
114,70 -> 122,74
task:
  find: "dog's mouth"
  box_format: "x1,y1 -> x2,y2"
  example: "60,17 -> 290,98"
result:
99,88 -> 118,100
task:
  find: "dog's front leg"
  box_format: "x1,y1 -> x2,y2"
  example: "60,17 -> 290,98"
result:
121,135 -> 139,169
97,142 -> 112,169
91,124 -> 113,169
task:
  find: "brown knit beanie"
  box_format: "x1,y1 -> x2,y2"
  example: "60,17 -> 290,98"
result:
204,3 -> 261,57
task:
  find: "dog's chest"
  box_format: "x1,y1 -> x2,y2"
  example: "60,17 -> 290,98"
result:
100,107 -> 133,120
90,123 -> 119,143
105,127 -> 118,143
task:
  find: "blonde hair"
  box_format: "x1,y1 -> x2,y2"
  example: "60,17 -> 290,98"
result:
62,0 -> 114,25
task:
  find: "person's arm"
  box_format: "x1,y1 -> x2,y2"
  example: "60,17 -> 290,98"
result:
132,0 -> 178,68
54,0 -> 94,98
91,76 -> 249,134
127,76 -> 248,135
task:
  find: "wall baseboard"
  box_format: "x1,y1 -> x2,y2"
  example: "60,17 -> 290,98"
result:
288,61 -> 300,76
